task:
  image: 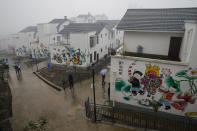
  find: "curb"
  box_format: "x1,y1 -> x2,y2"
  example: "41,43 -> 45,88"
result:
33,72 -> 62,91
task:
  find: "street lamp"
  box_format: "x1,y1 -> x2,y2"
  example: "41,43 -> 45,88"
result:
92,63 -> 96,122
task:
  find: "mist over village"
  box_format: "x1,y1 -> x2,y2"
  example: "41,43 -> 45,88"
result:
1,0 -> 197,131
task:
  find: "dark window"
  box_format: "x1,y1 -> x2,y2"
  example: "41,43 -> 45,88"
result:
64,34 -> 70,44
90,37 -> 94,48
168,37 -> 182,61
57,36 -> 61,42
97,53 -> 99,62
90,54 -> 92,63
101,34 -> 102,38
94,51 -> 96,60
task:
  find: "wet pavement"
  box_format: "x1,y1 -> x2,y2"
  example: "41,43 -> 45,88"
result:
8,57 -> 142,131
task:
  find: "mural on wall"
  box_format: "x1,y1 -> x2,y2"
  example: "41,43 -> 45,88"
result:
33,43 -> 50,58
52,46 -> 86,65
15,45 -> 29,56
114,61 -> 197,115
185,112 -> 197,117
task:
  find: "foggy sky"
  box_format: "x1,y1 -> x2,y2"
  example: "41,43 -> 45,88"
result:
1,0 -> 197,38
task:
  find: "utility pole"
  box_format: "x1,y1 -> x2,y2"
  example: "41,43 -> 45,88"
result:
34,49 -> 38,72
92,63 -> 96,122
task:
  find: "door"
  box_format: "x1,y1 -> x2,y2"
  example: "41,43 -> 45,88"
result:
168,37 -> 182,61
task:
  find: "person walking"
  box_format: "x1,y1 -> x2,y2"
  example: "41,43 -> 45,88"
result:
14,65 -> 19,75
18,65 -> 21,73
68,74 -> 74,89
100,69 -> 107,86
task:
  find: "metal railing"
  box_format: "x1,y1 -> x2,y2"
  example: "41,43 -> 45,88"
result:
85,97 -> 197,131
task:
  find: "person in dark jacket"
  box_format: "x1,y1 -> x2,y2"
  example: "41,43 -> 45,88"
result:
68,74 -> 74,89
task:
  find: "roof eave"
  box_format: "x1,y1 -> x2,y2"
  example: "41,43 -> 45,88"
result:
116,28 -> 185,33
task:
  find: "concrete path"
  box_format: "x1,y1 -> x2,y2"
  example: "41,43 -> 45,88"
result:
8,58 -> 141,131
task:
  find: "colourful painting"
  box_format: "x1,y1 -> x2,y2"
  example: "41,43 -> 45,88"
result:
51,46 -> 86,65
32,44 -> 50,58
113,61 -> 197,115
15,45 -> 29,56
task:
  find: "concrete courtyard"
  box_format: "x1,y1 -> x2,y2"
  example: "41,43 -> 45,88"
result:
8,58 -> 141,131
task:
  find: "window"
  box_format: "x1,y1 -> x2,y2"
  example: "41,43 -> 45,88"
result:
94,51 -> 96,60
168,37 -> 182,61
64,34 -> 70,44
100,48 -> 103,52
90,36 -> 94,48
108,33 -> 110,40
57,36 -> 61,42
90,54 -> 92,63
100,34 -> 102,38
105,33 -> 107,37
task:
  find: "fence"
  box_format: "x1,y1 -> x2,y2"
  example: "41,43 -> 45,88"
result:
85,97 -> 197,131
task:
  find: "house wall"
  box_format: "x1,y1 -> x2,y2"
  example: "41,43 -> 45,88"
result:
113,26 -> 124,49
110,55 -> 197,117
50,28 -> 111,67
15,32 -> 38,57
37,23 -> 57,46
180,22 -> 197,64
92,28 -> 110,59
50,45 -> 87,67
124,31 -> 184,56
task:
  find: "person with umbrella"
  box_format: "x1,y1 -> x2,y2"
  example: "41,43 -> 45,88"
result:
100,69 -> 107,86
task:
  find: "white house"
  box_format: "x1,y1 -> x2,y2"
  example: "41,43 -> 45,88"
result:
33,17 -> 72,58
94,14 -> 108,21
97,20 -> 124,50
111,8 -> 197,117
70,13 -> 96,23
15,26 -> 38,57
50,23 -> 111,67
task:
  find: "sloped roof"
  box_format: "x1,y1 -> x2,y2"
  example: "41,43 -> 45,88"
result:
49,19 -> 66,24
97,20 -> 120,32
97,20 -> 120,26
117,8 -> 197,31
19,26 -> 37,33
49,18 -> 73,32
59,23 -> 104,34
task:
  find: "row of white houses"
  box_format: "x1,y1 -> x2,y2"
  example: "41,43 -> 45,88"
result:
0,14 -> 123,67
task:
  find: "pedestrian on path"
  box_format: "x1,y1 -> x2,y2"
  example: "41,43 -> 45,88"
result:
14,65 -> 19,75
18,65 -> 21,73
62,79 -> 66,90
68,74 -> 74,89
100,69 -> 107,86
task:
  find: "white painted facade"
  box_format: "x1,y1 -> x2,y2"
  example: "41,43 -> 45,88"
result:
123,31 -> 184,56
111,26 -> 124,50
122,21 -> 197,63
50,27 -> 111,67
110,21 -> 197,117
15,32 -> 38,57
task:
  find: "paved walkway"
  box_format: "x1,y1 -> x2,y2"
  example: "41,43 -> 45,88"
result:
8,58 -> 141,131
